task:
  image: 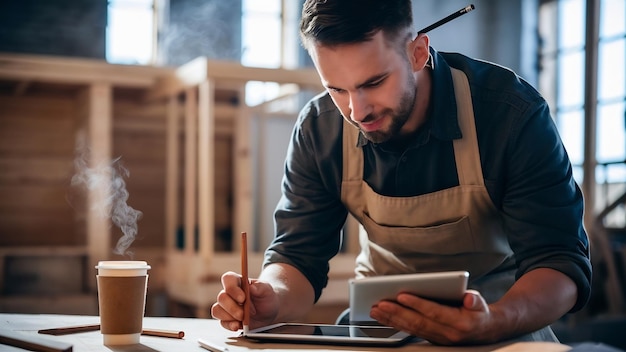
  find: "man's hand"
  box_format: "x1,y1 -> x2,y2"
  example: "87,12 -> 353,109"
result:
210,271 -> 280,331
210,263 -> 316,332
370,268 -> 577,345
370,289 -> 495,345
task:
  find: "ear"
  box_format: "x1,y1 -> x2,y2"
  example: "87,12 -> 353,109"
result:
407,34 -> 430,72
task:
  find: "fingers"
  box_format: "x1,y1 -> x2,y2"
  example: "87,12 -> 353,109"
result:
211,296 -> 243,331
222,271 -> 246,303
373,295 -> 451,329
371,293 -> 488,345
210,271 -> 247,331
212,303 -> 242,331
463,289 -> 487,311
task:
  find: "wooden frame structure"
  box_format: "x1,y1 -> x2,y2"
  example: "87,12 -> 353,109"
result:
147,57 -> 357,317
0,53 -> 171,277
0,53 -> 172,312
0,53 -> 358,319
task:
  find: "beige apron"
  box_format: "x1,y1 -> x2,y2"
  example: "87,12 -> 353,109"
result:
341,68 -> 513,282
339,68 -> 558,342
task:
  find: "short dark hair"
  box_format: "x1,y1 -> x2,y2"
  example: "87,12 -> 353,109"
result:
300,0 -> 414,51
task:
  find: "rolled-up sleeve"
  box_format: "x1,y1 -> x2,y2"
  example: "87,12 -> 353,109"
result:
264,100 -> 348,302
501,101 -> 591,312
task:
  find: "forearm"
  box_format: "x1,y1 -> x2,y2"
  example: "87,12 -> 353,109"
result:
487,268 -> 577,341
259,263 -> 316,323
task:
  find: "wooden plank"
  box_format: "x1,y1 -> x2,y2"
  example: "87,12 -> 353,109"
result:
0,130 -> 75,155
166,96 -> 179,251
114,100 -> 237,122
0,96 -> 77,156
145,57 -> 323,101
0,246 -> 88,257
0,295 -> 98,315
115,164 -> 165,191
0,53 -> 171,87
81,83 -> 112,290
113,132 -> 166,161
0,114 -> 74,132
233,91 -> 252,252
113,118 -> 165,133
205,60 -> 322,88
198,79 -> 215,259
3,255 -> 86,295
113,100 -> 166,132
0,211 -> 75,246
0,95 -> 76,118
113,100 -> 168,118
0,157 -> 73,184
113,107 -> 232,135
184,87 -> 198,255
0,185 -> 73,211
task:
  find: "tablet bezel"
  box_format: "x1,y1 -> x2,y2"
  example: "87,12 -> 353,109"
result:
349,270 -> 469,324
244,322 -> 414,346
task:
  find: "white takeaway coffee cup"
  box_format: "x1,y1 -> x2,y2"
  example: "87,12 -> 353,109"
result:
95,261 -> 151,345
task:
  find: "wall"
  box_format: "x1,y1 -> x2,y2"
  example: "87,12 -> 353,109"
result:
0,0 -> 242,67
0,0 -> 107,59
0,1 -> 537,81
411,0 -> 539,85
157,0 -> 242,66
0,93 -> 80,246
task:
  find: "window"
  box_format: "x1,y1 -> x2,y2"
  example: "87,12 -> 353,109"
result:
538,0 -> 626,198
597,0 -> 626,180
106,0 -> 155,65
241,0 -> 282,106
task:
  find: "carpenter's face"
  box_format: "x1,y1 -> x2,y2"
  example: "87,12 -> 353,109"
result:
309,31 -> 418,143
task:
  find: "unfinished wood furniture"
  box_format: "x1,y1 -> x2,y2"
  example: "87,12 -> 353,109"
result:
0,53 -> 358,321
148,57 -> 358,318
0,53 -> 172,314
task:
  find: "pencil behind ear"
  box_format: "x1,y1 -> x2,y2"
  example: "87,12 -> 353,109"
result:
408,34 -> 430,71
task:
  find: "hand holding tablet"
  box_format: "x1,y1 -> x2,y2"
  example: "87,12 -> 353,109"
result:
349,270 -> 470,324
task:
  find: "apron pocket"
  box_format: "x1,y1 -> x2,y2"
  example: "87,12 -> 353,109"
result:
361,212 -> 476,255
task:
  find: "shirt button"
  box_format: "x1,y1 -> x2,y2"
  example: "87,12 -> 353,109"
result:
401,157 -> 407,162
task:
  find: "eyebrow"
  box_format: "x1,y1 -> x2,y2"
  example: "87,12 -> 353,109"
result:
326,72 -> 389,91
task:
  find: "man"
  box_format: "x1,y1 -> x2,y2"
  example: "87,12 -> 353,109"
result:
211,0 -> 591,345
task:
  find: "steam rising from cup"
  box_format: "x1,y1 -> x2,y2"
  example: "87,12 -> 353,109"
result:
71,134 -> 142,257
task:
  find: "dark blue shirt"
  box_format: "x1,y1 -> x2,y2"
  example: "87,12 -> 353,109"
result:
265,48 -> 592,312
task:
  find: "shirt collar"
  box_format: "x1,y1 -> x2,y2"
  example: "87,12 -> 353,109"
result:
429,47 -> 463,141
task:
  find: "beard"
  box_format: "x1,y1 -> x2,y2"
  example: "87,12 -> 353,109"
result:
350,73 -> 417,144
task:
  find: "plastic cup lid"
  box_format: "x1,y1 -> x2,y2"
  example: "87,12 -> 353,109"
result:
95,261 -> 151,270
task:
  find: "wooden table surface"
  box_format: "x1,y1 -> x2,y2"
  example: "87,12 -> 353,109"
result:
0,313 -> 571,352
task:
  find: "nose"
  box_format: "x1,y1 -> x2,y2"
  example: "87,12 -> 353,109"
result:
348,90 -> 371,123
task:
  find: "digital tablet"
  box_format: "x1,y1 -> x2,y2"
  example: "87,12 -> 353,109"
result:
244,322 -> 415,346
350,270 -> 469,324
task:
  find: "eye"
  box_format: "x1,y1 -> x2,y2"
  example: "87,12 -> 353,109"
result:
327,86 -> 345,94
365,79 -> 384,88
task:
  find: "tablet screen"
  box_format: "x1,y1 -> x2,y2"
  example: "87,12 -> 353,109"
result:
245,323 -> 414,346
257,324 -> 400,338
